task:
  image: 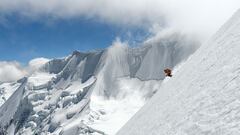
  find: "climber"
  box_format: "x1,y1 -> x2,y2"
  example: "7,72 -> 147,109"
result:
164,68 -> 172,77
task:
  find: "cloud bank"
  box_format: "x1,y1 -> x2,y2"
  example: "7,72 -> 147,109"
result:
0,0 -> 239,82
28,57 -> 50,73
0,61 -> 26,82
0,0 -> 240,39
0,58 -> 50,82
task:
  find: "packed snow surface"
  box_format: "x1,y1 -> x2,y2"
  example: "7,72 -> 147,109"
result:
118,9 -> 240,135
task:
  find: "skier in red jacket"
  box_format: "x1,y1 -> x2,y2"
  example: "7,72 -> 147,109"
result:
164,68 -> 172,77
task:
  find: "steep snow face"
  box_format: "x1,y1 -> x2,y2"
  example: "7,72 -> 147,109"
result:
42,50 -> 103,83
118,10 -> 240,135
92,41 -> 130,97
0,82 -> 21,106
92,35 -> 198,98
0,78 -> 28,134
136,33 -> 198,80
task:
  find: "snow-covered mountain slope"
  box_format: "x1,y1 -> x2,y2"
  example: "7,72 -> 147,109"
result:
0,82 -> 21,106
92,35 -> 197,98
87,77 -> 162,135
117,9 -> 240,135
0,32 -> 198,135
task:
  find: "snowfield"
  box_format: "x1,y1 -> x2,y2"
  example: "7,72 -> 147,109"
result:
117,9 -> 240,135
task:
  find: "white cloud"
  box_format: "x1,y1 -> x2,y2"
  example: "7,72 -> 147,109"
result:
0,58 -> 50,83
0,61 -> 26,82
0,0 -> 165,27
158,0 -> 240,40
27,57 -> 50,73
0,1 -> 239,83
0,0 -> 239,40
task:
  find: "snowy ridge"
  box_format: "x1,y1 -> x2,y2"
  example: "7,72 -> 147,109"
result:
117,9 -> 240,135
0,32 -> 198,135
0,77 -> 27,134
0,82 -> 21,106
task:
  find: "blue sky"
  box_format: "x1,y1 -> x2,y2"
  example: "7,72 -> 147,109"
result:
0,15 -> 148,63
0,0 -> 239,82
0,0 -> 239,64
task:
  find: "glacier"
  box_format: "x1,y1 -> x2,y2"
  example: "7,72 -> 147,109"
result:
117,9 -> 240,135
0,32 -> 198,134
